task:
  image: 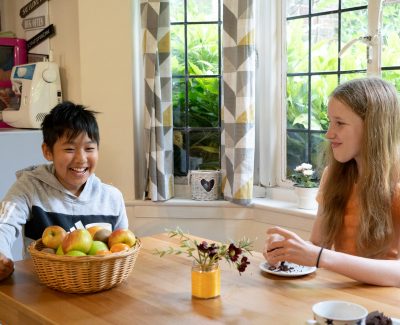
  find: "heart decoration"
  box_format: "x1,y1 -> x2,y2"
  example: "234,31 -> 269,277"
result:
201,179 -> 215,192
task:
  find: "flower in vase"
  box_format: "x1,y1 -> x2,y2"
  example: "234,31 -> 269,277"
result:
289,163 -> 320,188
153,227 -> 253,274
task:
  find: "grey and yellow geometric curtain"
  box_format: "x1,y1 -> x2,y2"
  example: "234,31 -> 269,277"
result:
221,0 -> 256,205
141,0 -> 174,201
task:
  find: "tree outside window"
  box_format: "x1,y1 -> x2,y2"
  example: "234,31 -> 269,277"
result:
285,0 -> 400,177
170,0 -> 222,178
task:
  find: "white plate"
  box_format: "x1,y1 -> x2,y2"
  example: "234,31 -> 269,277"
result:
259,261 -> 317,277
392,318 -> 400,324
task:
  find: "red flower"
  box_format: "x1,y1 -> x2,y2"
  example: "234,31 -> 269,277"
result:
228,243 -> 242,262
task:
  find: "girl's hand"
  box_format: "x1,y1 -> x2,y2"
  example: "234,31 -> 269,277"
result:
0,253 -> 14,281
263,232 -> 285,265
264,226 -> 321,267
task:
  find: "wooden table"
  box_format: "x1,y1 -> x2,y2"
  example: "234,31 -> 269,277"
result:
1,233 -> 400,325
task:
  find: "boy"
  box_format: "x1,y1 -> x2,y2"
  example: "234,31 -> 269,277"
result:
0,101 -> 128,281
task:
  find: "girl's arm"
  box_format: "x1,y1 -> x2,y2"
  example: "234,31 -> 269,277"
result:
265,224 -> 400,287
317,248 -> 400,287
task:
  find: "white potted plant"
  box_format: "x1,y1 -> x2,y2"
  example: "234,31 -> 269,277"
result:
289,163 -> 320,210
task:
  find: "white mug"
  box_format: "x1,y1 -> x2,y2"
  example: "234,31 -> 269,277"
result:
312,300 -> 368,325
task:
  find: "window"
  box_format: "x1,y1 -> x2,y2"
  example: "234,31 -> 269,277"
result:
285,0 -> 400,176
170,0 -> 222,178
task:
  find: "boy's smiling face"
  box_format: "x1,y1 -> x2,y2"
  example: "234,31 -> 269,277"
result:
42,132 -> 99,196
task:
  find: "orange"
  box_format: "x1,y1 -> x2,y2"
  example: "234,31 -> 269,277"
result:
110,243 -> 130,253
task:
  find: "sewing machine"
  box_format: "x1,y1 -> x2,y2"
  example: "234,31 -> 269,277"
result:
2,61 -> 62,128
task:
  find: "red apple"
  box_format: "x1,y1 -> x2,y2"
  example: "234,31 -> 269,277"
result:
108,228 -> 136,248
110,243 -> 130,253
62,229 -> 93,254
42,225 -> 67,249
87,226 -> 104,238
95,250 -> 111,256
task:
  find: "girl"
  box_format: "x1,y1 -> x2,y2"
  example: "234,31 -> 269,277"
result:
264,77 -> 400,286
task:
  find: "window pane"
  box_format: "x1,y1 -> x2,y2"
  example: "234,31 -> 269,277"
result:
287,131 -> 307,173
187,24 -> 219,75
189,131 -> 220,170
311,14 -> 338,72
312,0 -> 337,14
173,78 -> 186,127
382,70 -> 400,93
341,9 -> 368,71
286,0 -> 308,17
311,133 -> 327,172
187,0 -> 218,22
340,72 -> 366,83
311,75 -> 337,131
287,18 -> 309,73
174,130 -> 187,176
171,25 -> 185,75
342,0 -> 367,9
188,77 -> 219,127
287,76 -> 309,130
170,0 -> 184,22
382,3 -> 400,68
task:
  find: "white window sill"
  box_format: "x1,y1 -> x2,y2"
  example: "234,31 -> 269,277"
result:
126,186 -> 317,220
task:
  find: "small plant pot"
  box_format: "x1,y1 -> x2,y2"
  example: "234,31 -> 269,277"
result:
191,263 -> 220,299
294,186 -> 319,210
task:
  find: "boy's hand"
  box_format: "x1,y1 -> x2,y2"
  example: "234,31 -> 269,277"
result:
0,253 -> 14,281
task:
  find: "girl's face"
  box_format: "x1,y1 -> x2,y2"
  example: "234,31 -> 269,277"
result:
42,132 -> 99,196
326,97 -> 364,165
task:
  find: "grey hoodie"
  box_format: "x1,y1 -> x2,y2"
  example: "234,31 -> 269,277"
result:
0,164 -> 128,260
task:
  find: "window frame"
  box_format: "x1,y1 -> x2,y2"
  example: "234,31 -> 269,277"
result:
171,0 -> 223,179
256,0 -> 399,192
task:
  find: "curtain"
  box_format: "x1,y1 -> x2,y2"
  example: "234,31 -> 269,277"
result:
221,0 -> 256,205
140,0 -> 174,201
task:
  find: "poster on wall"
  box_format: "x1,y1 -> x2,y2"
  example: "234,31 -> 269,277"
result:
20,0 -> 55,63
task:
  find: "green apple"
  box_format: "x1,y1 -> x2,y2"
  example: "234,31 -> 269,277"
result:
56,245 -> 64,255
66,250 -> 87,256
62,229 -> 93,254
88,241 -> 109,255
42,225 -> 67,249
108,228 -> 136,248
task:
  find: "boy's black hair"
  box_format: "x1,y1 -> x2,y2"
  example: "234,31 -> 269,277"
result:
41,101 -> 100,150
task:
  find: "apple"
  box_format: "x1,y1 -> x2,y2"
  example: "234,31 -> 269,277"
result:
108,229 -> 136,248
95,250 -> 112,256
110,243 -> 130,253
62,229 -> 93,254
88,241 -> 109,255
87,226 -> 104,238
42,225 -> 67,249
66,250 -> 87,256
93,228 -> 112,243
56,245 -> 64,255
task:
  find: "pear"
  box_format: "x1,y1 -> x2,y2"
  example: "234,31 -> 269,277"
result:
93,228 -> 112,244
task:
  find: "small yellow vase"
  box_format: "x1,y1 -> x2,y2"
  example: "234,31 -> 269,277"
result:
191,263 -> 220,299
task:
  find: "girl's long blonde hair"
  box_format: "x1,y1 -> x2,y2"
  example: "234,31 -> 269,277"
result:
320,77 -> 400,257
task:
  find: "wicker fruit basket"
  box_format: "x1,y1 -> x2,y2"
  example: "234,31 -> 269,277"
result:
28,239 -> 141,294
